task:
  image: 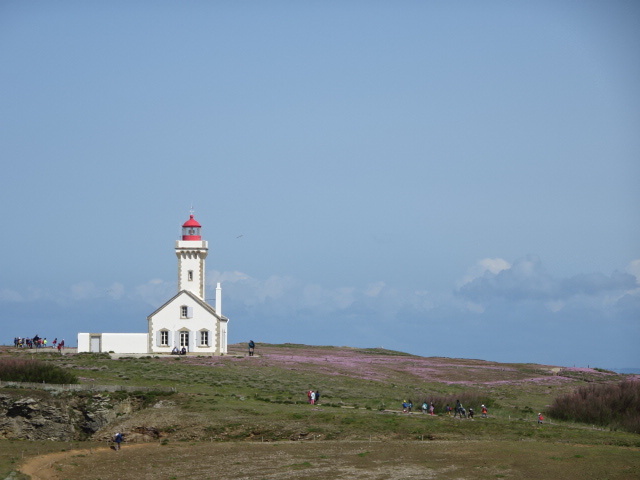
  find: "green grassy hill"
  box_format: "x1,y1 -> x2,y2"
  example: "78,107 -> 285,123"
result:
1,343 -> 639,479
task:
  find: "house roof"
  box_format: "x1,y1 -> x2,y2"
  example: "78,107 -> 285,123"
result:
146,289 -> 229,322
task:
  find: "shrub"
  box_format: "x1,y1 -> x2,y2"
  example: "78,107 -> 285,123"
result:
414,391 -> 494,412
547,379 -> 640,434
0,358 -> 78,384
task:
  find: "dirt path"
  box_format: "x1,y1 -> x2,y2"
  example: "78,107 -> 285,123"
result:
18,439 -> 640,480
19,443 -> 150,480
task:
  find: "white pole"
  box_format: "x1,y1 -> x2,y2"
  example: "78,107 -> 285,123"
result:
216,282 -> 222,316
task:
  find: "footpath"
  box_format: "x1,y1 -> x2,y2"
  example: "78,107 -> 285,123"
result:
19,443 -> 150,480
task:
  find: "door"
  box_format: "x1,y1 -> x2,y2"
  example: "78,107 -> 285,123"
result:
90,335 -> 101,353
180,331 -> 189,350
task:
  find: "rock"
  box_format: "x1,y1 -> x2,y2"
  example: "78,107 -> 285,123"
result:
0,391 -> 144,441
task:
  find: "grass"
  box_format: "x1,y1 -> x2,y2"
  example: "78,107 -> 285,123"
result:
0,357 -> 78,384
0,343 -> 639,479
13,440 -> 640,480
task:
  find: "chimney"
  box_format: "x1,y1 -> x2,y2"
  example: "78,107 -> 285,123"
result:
216,282 -> 222,317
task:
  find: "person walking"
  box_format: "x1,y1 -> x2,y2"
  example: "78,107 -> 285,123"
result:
481,405 -> 488,418
114,432 -> 123,450
248,340 -> 255,356
538,413 -> 544,424
315,390 -> 320,405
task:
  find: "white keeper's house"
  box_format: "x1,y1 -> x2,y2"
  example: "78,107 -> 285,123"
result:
78,213 -> 229,355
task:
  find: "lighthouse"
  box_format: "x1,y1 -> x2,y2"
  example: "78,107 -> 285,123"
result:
146,212 -> 229,354
176,214 -> 208,300
77,212 -> 230,355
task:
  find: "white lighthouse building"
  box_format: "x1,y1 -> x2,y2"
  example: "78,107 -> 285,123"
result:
78,214 -> 229,355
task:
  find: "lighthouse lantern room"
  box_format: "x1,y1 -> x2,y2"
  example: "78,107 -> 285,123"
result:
182,214 -> 202,240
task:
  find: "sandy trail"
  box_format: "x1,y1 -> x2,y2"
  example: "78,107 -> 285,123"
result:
19,443 -> 150,480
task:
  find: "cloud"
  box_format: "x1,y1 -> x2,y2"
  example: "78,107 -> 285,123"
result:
70,281 -> 100,300
107,282 -> 125,300
456,255 -> 637,309
365,281 -> 385,297
0,289 -> 23,302
208,270 -> 250,284
627,259 -> 640,283
134,278 -> 176,307
460,258 -> 511,286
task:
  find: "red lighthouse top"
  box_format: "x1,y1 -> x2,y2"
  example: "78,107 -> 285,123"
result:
181,214 -> 202,240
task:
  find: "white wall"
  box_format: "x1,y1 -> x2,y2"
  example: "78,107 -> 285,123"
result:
149,292 -> 218,354
77,333 -> 148,354
77,333 -> 90,352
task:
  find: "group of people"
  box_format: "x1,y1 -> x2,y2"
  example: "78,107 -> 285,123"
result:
421,401 -> 436,415
307,389 -> 320,405
171,346 -> 188,355
402,399 -> 489,419
452,400 -> 488,419
13,335 -> 65,351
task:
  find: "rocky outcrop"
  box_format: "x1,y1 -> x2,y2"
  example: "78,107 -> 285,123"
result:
0,392 -> 141,441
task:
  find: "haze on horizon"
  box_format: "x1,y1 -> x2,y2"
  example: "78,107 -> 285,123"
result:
1,1 -> 638,370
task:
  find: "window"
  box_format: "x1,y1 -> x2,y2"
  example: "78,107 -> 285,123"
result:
188,270 -> 193,281
200,330 -> 209,347
156,330 -> 170,347
181,306 -> 188,318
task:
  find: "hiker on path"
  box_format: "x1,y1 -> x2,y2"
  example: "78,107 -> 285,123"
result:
310,391 -> 316,405
468,407 -> 474,419
421,401 -> 428,414
454,400 -> 463,417
429,402 -> 435,416
248,340 -> 255,356
315,390 -> 320,405
481,405 -> 488,418
114,432 -> 123,450
538,413 -> 544,424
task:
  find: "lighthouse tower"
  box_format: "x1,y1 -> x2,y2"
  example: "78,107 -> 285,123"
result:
176,214 -> 208,299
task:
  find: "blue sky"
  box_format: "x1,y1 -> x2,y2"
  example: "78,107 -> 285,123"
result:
2,1 -> 639,369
